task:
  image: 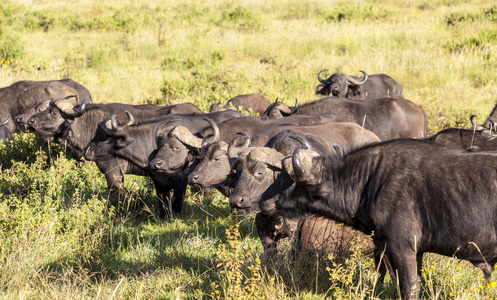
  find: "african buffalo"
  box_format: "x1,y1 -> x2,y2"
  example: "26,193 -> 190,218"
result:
429,116 -> 497,150
210,93 -> 272,116
315,69 -> 403,99
85,111 -> 240,216
262,96 -> 427,140
27,98 -> 206,192
260,140 -> 497,299
227,125 -> 378,256
0,79 -> 92,133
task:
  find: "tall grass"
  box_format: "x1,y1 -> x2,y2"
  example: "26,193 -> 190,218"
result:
1,0 -> 497,298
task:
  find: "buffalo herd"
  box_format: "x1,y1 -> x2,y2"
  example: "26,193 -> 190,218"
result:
3,70 -> 497,299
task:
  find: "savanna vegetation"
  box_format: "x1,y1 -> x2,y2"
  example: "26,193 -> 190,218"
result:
1,0 -> 497,298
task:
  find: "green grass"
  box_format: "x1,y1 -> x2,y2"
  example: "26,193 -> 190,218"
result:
2,0 -> 497,298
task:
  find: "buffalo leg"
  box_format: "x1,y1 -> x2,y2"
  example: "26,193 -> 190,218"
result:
170,175 -> 187,214
386,248 -> 421,300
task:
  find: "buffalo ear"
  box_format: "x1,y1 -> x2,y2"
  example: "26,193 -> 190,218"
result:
114,136 -> 135,149
315,84 -> 326,94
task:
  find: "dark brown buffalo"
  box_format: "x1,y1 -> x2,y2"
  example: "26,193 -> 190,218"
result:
210,93 -> 271,116
262,96 -> 427,140
228,125 -> 378,256
188,121 -> 379,197
26,98 -> 206,192
315,69 -> 403,99
429,116 -> 497,150
260,140 -> 497,299
84,111 -> 240,216
0,79 -> 92,132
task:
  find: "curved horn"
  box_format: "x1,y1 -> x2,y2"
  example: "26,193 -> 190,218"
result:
111,115 -> 119,133
202,117 -> 219,143
274,97 -> 279,103
0,114 -> 10,127
317,69 -> 330,83
201,134 -> 215,148
289,135 -> 311,149
227,133 -> 251,159
292,145 -> 309,182
72,97 -> 89,117
154,119 -> 182,139
294,98 -> 299,109
171,126 -> 203,149
346,70 -> 368,85
125,110 -> 135,125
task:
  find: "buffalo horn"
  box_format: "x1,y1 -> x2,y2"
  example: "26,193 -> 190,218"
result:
276,102 -> 295,115
227,133 -> 250,159
154,119 -> 182,140
202,117 -> 219,143
289,135 -> 311,149
292,145 -> 309,182
201,134 -> 215,148
317,69 -> 330,83
249,147 -> 284,169
171,126 -> 203,149
72,97 -> 89,117
275,97 -> 279,103
111,115 -> 119,133
0,114 -> 10,127
346,70 -> 368,85
125,110 -> 135,125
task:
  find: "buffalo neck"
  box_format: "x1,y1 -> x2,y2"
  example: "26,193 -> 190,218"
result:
112,123 -> 157,170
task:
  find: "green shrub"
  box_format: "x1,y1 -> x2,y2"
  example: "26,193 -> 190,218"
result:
444,28 -> 497,52
0,27 -> 24,62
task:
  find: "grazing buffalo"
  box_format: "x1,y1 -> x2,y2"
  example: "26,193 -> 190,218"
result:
262,96 -> 427,140
260,140 -> 497,299
210,93 -> 272,116
0,79 -> 92,133
0,115 -> 13,143
315,69 -> 403,99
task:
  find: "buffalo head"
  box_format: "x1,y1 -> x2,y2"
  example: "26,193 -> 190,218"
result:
316,70 -> 368,96
149,118 -> 206,173
27,95 -> 87,139
262,98 -> 299,118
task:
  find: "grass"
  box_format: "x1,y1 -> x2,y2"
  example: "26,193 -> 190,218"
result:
1,0 -> 497,298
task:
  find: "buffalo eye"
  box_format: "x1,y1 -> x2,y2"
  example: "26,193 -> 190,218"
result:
253,168 -> 265,179
214,157 -> 220,162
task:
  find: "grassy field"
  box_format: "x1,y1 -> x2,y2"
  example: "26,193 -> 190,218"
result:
1,0 -> 497,299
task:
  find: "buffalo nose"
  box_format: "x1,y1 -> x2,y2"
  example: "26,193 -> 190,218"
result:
28,117 -> 36,125
15,115 -> 23,123
188,173 -> 200,183
230,195 -> 245,208
150,158 -> 164,170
